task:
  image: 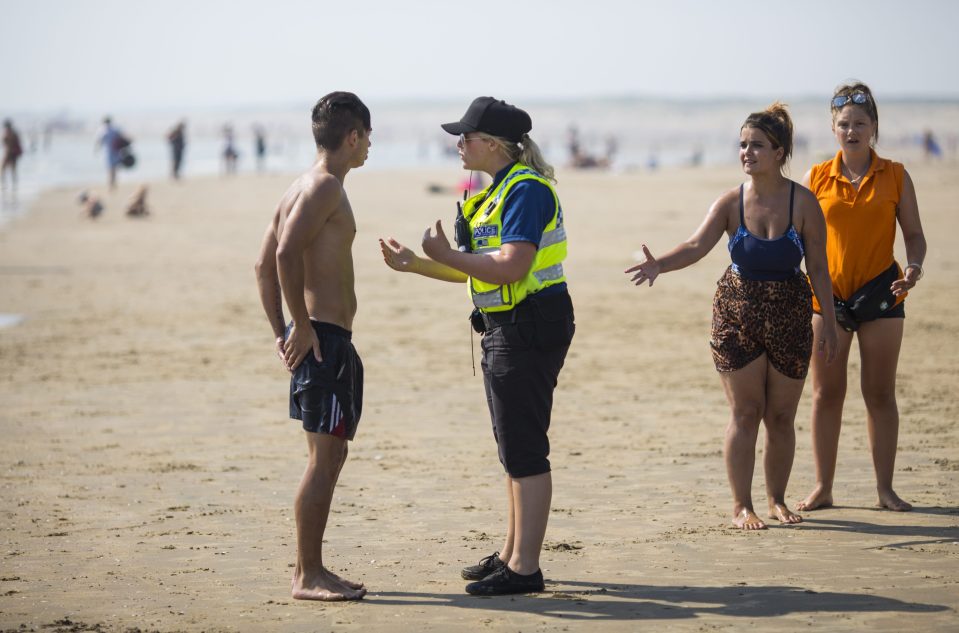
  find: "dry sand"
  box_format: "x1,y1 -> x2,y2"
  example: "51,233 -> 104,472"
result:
0,161 -> 957,632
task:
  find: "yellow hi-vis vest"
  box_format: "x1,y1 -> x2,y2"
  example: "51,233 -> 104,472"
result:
464,162 -> 567,313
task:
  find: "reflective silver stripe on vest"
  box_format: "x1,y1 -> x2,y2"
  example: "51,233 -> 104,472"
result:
472,287 -> 508,308
539,226 -> 566,248
533,263 -> 564,283
475,229 -> 563,254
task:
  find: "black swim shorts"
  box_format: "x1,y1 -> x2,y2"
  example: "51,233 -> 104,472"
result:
813,300 -> 905,320
481,290 -> 575,478
287,321 -> 363,440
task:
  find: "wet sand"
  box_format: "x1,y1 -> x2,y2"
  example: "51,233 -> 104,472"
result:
0,163 -> 957,632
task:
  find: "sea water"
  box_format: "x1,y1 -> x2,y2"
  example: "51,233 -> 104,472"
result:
2,97 -> 956,228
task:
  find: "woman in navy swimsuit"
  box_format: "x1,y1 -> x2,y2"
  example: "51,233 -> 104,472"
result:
625,103 -> 839,529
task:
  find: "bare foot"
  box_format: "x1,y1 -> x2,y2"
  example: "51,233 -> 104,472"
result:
769,502 -> 803,524
328,569 -> 365,590
877,489 -> 913,512
732,508 -> 767,530
292,568 -> 366,601
796,485 -> 833,511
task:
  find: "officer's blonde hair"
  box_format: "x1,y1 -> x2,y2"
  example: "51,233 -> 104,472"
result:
477,133 -> 556,183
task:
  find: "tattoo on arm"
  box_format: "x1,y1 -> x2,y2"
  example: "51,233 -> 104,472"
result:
273,284 -> 285,334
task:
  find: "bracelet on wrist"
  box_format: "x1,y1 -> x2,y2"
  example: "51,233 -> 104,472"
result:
905,263 -> 924,281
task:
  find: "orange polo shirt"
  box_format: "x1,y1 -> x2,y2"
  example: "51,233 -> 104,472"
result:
808,150 -> 906,312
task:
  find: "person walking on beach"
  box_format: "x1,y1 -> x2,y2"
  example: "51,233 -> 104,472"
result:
797,82 -> 927,513
222,125 -> 238,174
254,91 -> 372,601
167,120 -> 187,180
95,116 -> 128,191
254,125 -> 267,172
625,103 -> 838,530
1,119 -> 23,191
380,96 -> 575,595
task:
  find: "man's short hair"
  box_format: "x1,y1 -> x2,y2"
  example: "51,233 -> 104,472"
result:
311,92 -> 371,151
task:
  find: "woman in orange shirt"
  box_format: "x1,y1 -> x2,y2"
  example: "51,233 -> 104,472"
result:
798,82 -> 927,513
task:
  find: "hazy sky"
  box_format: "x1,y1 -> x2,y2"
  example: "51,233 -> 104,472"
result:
4,0 -> 959,113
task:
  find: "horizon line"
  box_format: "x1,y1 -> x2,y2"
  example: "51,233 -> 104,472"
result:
8,91 -> 959,118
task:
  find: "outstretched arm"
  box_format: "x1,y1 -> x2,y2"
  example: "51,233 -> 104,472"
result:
254,218 -> 286,364
420,220 -> 536,285
625,194 -> 732,286
379,236 -> 468,283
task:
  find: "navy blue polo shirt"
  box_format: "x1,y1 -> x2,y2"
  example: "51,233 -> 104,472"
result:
489,162 -> 566,295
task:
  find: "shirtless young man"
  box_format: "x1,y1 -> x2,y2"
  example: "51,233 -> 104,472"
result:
254,92 -> 371,601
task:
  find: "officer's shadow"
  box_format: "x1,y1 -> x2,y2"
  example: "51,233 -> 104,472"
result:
368,580 -> 949,621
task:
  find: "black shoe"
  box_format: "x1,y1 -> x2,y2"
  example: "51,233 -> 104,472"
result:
465,566 -> 545,596
461,551 -> 506,580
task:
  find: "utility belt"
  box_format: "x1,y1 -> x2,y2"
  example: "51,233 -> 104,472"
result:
470,288 -> 572,333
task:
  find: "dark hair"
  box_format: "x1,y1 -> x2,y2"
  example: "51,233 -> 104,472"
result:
311,92 -> 371,151
742,101 -> 793,167
831,80 -> 879,143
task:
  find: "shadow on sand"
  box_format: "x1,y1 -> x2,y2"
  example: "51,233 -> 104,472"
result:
797,513 -> 958,551
368,581 -> 950,621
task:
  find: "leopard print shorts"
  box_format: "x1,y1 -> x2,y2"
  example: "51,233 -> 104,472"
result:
710,267 -> 813,380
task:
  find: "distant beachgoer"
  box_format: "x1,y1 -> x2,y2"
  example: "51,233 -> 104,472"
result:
797,82 -> 927,514
689,146 -> 704,167
77,190 -> 104,219
457,171 -> 487,196
646,149 -> 659,171
2,119 -> 24,190
425,172 -> 488,196
95,117 -> 131,190
604,134 -> 618,165
566,125 -> 582,164
921,130 -> 942,160
27,127 -> 38,154
126,185 -> 149,217
222,125 -> 239,174
566,124 -> 613,169
381,96 -> 574,595
254,92 -> 372,601
625,103 -> 838,530
167,121 -> 187,180
254,125 -> 267,172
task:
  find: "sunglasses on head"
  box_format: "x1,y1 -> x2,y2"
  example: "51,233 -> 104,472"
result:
831,92 -> 869,108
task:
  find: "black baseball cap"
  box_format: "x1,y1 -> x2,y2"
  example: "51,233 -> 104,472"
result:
441,96 -> 532,143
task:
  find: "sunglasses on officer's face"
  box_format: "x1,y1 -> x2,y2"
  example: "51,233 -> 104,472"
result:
831,92 -> 870,108
458,133 -> 486,147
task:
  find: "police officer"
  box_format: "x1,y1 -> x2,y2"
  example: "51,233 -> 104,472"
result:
379,96 -> 574,595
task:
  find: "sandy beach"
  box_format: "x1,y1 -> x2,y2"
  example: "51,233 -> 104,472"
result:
1,161 -> 957,632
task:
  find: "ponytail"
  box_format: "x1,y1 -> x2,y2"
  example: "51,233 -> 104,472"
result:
479,132 -> 557,183
514,134 -> 555,183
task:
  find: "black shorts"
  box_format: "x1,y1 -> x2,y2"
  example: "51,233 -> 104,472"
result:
481,290 -> 575,478
287,321 -> 363,440
813,300 -> 905,320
